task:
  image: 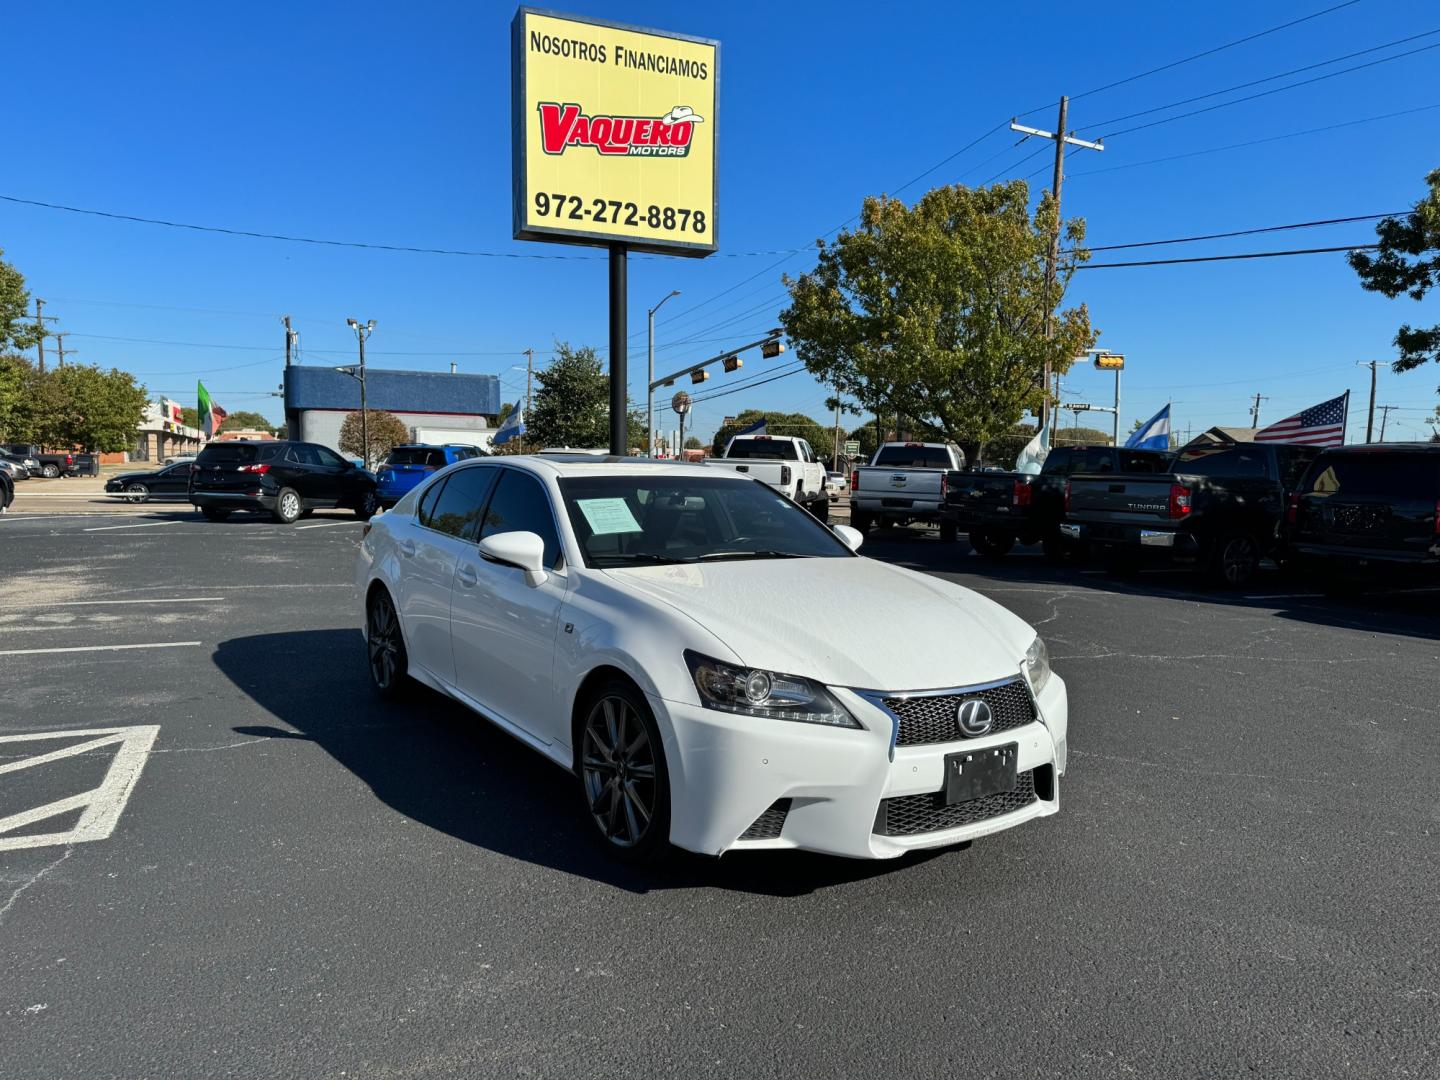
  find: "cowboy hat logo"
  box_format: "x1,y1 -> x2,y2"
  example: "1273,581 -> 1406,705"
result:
659,105 -> 705,125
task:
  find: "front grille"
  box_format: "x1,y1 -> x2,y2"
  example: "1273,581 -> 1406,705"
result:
874,768 -> 1041,836
738,798 -> 792,840
886,679 -> 1036,747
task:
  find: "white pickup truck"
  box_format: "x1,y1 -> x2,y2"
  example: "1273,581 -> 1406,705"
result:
708,435 -> 832,521
849,441 -> 968,540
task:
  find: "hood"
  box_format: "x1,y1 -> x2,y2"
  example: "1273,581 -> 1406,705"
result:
603,556 -> 1035,692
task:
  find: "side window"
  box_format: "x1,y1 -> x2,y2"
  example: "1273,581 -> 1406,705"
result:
313,446 -> 347,469
286,445 -> 319,466
797,440 -> 812,463
1277,449 -> 1316,491
479,470 -> 562,569
417,477 -> 449,527
424,467 -> 498,539
1182,448 -> 1267,479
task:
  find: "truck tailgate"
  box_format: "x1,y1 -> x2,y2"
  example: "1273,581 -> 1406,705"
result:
946,472 -> 1019,513
854,468 -> 944,502
1066,474 -> 1177,525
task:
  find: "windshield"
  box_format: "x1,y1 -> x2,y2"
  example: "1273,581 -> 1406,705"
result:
725,438 -> 798,461
873,445 -> 953,468
558,475 -> 852,568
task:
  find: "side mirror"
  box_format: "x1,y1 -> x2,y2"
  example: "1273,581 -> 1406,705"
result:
476,530 -> 549,587
833,524 -> 864,552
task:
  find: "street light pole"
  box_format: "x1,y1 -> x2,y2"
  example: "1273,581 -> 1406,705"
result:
647,290 -> 680,457
346,318 -> 376,468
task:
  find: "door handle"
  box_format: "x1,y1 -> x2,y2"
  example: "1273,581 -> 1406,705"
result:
399,539 -> 417,558
456,564 -> 478,588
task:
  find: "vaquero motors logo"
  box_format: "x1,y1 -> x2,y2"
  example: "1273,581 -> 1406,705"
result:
538,103 -> 705,157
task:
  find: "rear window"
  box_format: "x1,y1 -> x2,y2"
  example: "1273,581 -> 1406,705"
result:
387,447 -> 446,467
198,443 -> 261,464
1303,452 -> 1438,498
873,445 -> 953,469
1175,446 -> 1270,479
1118,450 -> 1175,474
726,438 -> 798,461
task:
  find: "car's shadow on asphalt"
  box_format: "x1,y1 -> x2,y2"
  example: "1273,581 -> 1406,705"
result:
860,528 -> 1440,642
215,628 -> 947,896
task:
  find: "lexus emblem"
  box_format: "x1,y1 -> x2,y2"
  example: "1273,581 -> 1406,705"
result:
956,698 -> 994,737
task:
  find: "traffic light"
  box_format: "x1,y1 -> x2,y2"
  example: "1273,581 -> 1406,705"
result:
1094,353 -> 1125,370
761,339 -> 785,359
690,369 -> 710,384
722,355 -> 742,373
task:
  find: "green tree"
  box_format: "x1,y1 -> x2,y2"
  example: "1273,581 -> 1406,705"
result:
0,250 -> 43,353
0,353 -> 40,443
218,410 -> 279,434
527,342 -> 608,449
684,435 -> 702,450
180,406 -> 200,428
1350,167 -> 1440,374
339,409 -> 409,466
33,365 -> 150,452
711,409 -> 834,460
781,181 -> 1095,456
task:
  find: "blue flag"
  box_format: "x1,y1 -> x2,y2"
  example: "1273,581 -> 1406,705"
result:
493,401 -> 526,446
734,417 -> 766,438
1125,404 -> 1171,451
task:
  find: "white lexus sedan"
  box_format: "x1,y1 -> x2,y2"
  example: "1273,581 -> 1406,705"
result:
356,455 -> 1068,862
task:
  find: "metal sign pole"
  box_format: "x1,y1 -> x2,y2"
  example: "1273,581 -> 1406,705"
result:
609,245 -> 628,456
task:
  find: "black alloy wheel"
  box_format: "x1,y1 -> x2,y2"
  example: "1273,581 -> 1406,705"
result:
1212,533 -> 1260,589
969,528 -> 1015,559
125,482 -> 150,504
355,490 -> 379,520
366,589 -> 408,697
580,685 -> 670,862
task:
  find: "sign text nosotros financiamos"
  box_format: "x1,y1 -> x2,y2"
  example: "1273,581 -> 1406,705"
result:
539,103 -> 700,158
527,30 -> 711,80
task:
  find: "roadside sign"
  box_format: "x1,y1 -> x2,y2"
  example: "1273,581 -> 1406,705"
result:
671,391 -> 692,415
843,440 -> 861,455
511,8 -> 719,257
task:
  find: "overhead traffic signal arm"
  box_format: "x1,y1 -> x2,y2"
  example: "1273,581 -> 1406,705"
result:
649,329 -> 784,392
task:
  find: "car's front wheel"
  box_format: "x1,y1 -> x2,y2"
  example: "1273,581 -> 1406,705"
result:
366,588 -> 409,698
579,681 -> 671,863
125,483 -> 150,504
354,491 -> 379,520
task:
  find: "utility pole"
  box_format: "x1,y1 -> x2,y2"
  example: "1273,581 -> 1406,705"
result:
523,348 -> 534,422
1356,359 -> 1394,442
53,333 -> 76,367
1012,99 -> 1103,430
1249,393 -> 1269,428
282,315 -> 297,367
32,299 -> 57,373
343,318 -> 375,468
832,390 -> 841,471
1377,404 -> 1397,442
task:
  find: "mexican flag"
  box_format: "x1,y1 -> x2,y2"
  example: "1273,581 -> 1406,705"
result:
198,381 -> 228,440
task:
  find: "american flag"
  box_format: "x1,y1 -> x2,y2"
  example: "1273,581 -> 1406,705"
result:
1253,391 -> 1349,447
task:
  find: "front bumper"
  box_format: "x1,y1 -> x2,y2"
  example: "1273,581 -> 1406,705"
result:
655,674 -> 1067,859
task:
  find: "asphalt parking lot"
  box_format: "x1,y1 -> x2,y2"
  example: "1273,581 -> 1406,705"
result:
2,506 -> 1436,1079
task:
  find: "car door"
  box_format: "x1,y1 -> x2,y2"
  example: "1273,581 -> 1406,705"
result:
396,466 -> 498,686
450,468 -> 569,744
302,443 -> 350,506
153,464 -> 190,496
314,444 -> 368,507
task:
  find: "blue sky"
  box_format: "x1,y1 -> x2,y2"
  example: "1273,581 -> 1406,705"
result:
4,0 -> 1437,445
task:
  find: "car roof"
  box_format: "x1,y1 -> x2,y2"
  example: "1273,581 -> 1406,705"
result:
1317,442 -> 1440,454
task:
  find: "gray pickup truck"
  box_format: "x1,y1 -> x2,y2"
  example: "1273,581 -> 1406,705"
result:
850,442 -> 967,540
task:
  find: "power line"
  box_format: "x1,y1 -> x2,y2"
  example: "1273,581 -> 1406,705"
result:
1075,212 -> 1399,253
1081,27 -> 1440,133
689,362 -> 810,404
64,332 -> 528,356
1077,243 -> 1379,269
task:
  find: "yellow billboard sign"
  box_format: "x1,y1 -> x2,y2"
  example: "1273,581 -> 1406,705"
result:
511,8 -> 718,257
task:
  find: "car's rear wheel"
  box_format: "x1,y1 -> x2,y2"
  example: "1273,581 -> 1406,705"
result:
1210,532 -> 1260,588
579,681 -> 671,863
41,464 -> 59,479
125,483 -> 150,504
201,506 -> 231,522
273,488 -> 303,524
366,588 -> 409,697
939,521 -> 958,543
969,528 -> 1015,559
355,491 -> 379,520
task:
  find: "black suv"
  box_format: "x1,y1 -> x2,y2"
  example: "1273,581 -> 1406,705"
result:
189,440 -> 379,523
1288,443 -> 1440,584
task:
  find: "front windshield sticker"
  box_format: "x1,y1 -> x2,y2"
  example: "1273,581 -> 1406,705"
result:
577,497 -> 643,536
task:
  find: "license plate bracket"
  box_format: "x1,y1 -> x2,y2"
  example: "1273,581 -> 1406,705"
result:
944,743 -> 1018,804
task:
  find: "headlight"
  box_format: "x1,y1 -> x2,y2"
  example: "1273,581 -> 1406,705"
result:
1023,635 -> 1051,696
684,651 -> 859,728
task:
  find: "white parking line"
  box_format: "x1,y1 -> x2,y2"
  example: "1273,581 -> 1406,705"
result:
0,726 -> 161,851
82,520 -> 183,533
295,521 -> 356,530
0,641 -> 201,657
11,597 -> 224,608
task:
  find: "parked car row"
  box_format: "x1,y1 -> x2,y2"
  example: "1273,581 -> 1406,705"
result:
850,440 -> 1440,591
2,443 -> 87,478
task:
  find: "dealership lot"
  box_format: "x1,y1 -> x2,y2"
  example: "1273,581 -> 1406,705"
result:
1,511 -> 1436,1079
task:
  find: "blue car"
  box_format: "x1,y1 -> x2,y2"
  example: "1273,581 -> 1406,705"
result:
376,444 -> 485,507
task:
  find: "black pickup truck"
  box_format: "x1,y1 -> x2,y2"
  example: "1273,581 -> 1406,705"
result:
944,445 -> 1174,558
1062,442 -> 1319,587
1287,443 -> 1440,587
1,443 -> 82,479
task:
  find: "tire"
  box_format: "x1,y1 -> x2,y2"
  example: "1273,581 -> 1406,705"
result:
272,487 -> 303,524
354,490 -> 379,520
201,506 -> 231,522
578,679 -> 671,864
939,521 -> 959,544
1043,535 -> 1084,564
1209,532 -> 1260,589
125,483 -> 150,504
851,510 -> 873,535
365,587 -> 410,698
41,464 -> 59,479
810,496 -> 830,524
969,528 -> 1015,559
